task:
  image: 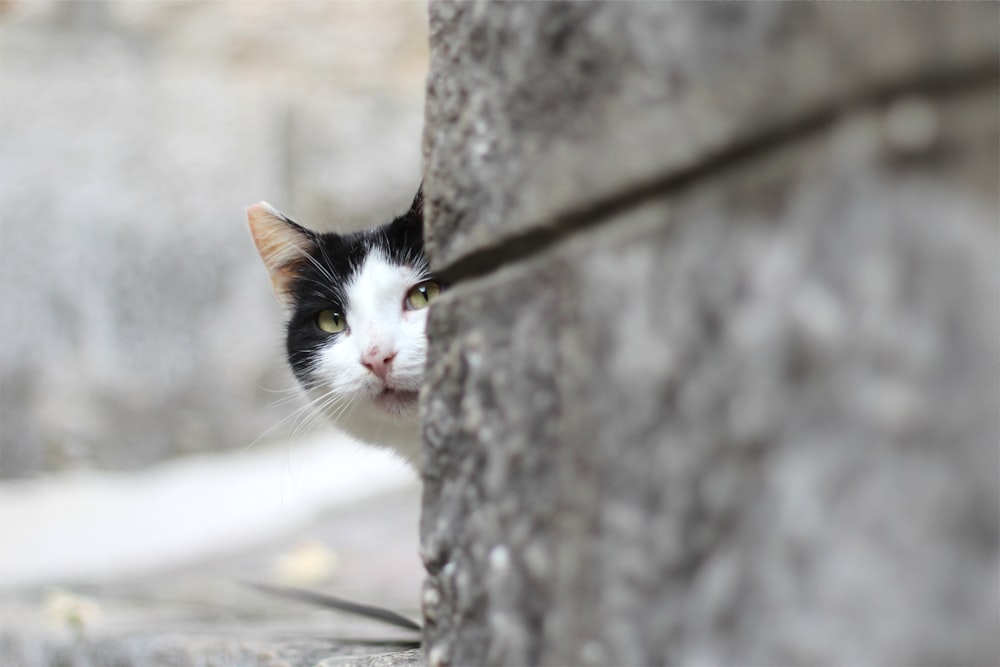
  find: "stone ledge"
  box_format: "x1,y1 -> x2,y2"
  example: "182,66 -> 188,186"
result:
1,629 -> 421,667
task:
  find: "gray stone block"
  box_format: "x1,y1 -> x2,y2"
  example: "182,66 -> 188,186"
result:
420,79 -> 998,664
422,1 -> 997,276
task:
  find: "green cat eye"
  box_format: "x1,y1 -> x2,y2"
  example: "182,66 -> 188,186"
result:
406,280 -> 441,310
316,310 -> 346,334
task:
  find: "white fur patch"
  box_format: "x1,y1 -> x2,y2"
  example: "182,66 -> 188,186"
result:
304,252 -> 430,465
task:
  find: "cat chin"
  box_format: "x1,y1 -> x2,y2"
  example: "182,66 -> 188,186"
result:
372,388 -> 420,416
327,396 -> 421,467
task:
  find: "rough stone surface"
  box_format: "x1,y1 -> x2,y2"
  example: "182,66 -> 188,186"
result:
420,2 -> 998,665
422,1 -> 996,276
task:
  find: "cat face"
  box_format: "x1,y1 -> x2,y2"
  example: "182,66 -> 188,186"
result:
247,191 -> 435,465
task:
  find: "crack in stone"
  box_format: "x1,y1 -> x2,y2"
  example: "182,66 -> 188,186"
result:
433,60 -> 996,285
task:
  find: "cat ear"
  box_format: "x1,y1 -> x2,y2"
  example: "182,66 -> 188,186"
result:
390,184 -> 424,242
407,183 -> 424,218
246,202 -> 317,309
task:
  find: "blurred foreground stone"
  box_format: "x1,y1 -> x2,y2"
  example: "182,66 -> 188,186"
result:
420,2 -> 998,665
1,631 -> 420,667
1,470 -> 424,667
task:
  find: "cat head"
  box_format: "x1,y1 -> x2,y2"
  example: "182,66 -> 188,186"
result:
246,189 -> 435,464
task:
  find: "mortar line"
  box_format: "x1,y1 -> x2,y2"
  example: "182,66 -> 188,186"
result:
433,60 -> 996,285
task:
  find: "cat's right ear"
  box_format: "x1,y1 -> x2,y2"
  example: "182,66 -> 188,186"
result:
246,202 -> 317,310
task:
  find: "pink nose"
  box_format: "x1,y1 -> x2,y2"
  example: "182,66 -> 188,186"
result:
361,348 -> 396,380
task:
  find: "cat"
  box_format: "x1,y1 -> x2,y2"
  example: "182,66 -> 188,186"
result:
246,188 -> 436,468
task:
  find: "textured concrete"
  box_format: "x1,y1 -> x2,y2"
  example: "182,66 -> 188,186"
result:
423,1 -> 996,276
420,2 -> 998,665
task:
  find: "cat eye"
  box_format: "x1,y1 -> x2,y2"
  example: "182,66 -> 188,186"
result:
405,280 -> 441,311
316,310 -> 346,334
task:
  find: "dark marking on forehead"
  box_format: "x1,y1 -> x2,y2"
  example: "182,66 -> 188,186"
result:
289,204 -> 427,308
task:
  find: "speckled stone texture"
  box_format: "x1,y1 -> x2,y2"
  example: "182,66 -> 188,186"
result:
420,2 -> 998,665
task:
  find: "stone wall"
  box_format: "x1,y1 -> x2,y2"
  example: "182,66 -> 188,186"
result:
419,3 -> 998,665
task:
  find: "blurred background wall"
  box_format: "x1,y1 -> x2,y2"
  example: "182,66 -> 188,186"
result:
0,0 -> 429,478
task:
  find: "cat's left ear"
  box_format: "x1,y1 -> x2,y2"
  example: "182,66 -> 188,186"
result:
407,183 -> 424,219
246,202 -> 318,310
391,183 -> 424,242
